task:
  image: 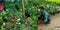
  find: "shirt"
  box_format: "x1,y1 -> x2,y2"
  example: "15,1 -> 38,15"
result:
40,11 -> 51,22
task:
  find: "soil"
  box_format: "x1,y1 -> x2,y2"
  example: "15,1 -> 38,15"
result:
38,13 -> 60,30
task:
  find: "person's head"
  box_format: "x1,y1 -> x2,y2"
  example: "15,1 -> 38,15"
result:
40,7 -> 44,12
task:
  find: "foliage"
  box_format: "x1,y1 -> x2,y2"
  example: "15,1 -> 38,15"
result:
0,0 -> 60,30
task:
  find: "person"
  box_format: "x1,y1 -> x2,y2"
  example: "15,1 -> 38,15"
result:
38,7 -> 51,24
0,0 -> 4,11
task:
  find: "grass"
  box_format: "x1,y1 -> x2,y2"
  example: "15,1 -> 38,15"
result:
46,0 -> 60,4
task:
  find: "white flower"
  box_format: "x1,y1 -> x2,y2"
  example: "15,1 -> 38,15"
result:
20,9 -> 22,11
17,18 -> 20,21
18,23 -> 21,24
38,9 -> 40,12
6,9 -> 9,11
3,22 -> 5,26
47,4 -> 49,8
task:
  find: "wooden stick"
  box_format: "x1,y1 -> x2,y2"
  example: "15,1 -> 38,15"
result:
22,0 -> 25,18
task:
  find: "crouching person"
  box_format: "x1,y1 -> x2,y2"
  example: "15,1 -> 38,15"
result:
38,7 -> 51,25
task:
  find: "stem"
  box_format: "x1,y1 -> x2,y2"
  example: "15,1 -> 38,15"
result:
22,0 -> 25,18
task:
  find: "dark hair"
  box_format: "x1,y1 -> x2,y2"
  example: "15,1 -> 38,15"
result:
40,7 -> 44,10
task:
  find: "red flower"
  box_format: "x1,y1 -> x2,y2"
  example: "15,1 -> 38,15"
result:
0,3 -> 4,10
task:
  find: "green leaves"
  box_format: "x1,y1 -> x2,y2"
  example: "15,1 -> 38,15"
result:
0,0 -> 60,30
0,25 -> 5,30
28,7 -> 38,16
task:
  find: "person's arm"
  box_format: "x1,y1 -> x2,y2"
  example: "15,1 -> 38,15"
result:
44,12 -> 48,22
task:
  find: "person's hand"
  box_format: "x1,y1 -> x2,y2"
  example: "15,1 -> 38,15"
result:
44,20 -> 47,22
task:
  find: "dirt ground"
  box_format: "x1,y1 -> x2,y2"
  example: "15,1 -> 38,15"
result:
38,13 -> 60,30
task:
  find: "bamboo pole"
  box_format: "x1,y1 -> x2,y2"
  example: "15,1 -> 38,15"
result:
22,0 -> 25,18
